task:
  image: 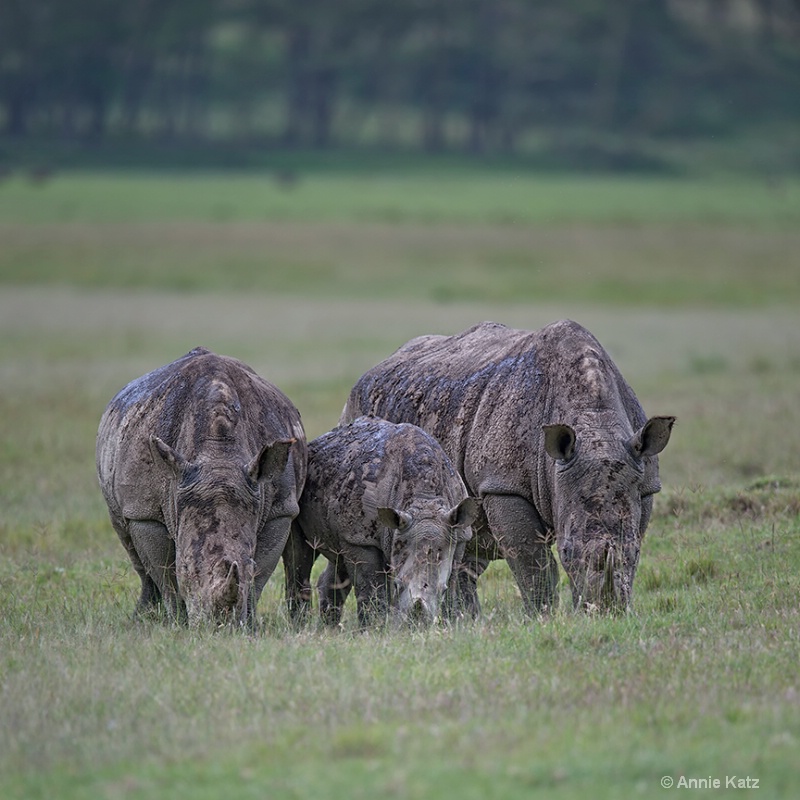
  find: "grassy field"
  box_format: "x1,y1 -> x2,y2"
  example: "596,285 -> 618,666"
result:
1,169 -> 799,799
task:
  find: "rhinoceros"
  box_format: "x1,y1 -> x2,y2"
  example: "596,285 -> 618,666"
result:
283,416 -> 479,627
96,347 -> 307,627
341,320 -> 674,616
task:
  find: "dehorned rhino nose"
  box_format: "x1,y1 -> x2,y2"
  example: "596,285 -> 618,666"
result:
603,543 -> 615,576
220,560 -> 240,606
408,597 -> 434,625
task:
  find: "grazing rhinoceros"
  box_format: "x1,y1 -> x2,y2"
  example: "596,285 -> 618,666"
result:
283,416 -> 479,627
96,347 -> 306,627
341,320 -> 674,616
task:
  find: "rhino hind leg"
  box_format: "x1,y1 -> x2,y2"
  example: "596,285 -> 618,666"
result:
482,494 -> 559,615
317,557 -> 352,626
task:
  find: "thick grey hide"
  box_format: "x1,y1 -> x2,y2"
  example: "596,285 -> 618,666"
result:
283,416 -> 477,626
341,320 -> 674,615
96,347 -> 307,626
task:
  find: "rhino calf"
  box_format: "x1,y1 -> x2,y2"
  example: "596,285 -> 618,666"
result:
343,320 -> 674,616
283,416 -> 478,627
97,347 -> 307,627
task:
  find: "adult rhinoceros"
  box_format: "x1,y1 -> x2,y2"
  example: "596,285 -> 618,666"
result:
341,320 -> 674,616
97,347 -> 306,627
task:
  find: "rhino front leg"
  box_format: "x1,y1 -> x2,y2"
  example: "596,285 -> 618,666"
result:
317,557 -> 352,626
482,494 -> 559,615
282,521 -> 316,626
349,546 -> 391,628
128,519 -> 184,621
252,515 -> 295,621
319,546 -> 388,628
108,514 -> 161,616
444,553 -> 489,620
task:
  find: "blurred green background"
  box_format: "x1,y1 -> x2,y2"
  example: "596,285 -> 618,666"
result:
1,0 -> 798,174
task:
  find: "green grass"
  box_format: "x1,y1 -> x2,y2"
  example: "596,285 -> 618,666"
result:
2,505 -> 799,799
0,171 -> 797,309
0,171 -> 798,226
1,169 -> 799,798
1,221 -> 799,308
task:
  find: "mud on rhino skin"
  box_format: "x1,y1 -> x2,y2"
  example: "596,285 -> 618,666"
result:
96,347 -> 307,627
342,320 -> 674,616
283,415 -> 478,627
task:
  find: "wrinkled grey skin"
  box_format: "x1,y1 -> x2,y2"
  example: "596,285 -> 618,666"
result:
97,347 -> 307,627
283,416 -> 478,627
342,320 -> 674,616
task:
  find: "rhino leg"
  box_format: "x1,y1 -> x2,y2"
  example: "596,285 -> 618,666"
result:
254,516 -> 294,597
444,554 -> 489,620
482,494 -> 559,615
317,557 -> 352,626
348,546 -> 390,628
128,520 -> 185,621
108,514 -> 162,616
318,545 -> 388,628
282,521 -> 316,625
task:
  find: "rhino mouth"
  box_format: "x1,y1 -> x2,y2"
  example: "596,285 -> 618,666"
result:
185,559 -> 255,627
407,597 -> 436,625
572,543 -> 631,614
393,587 -> 440,626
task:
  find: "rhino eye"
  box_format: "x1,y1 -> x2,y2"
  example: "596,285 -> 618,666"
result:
243,469 -> 261,492
179,464 -> 201,488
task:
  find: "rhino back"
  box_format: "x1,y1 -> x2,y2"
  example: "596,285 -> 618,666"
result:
97,347 -> 305,521
299,417 -> 465,550
344,320 -> 648,510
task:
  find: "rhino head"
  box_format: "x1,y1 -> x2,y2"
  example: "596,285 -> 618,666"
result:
150,435 -> 293,626
543,415 -> 674,612
377,497 -> 479,625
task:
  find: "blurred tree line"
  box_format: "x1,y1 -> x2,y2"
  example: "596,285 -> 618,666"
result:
0,0 -> 798,158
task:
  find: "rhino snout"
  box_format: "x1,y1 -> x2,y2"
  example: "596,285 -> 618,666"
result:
184,558 -> 253,627
397,589 -> 437,626
563,539 -> 632,614
408,597 -> 434,625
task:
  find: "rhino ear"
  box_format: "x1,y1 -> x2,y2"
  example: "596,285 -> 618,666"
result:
448,497 -> 480,532
150,435 -> 187,474
248,438 -> 294,482
543,424 -> 576,462
630,416 -> 675,458
377,507 -> 413,532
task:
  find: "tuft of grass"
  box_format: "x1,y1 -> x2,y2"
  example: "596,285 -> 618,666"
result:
684,557 -> 718,585
687,354 -> 729,375
653,593 -> 679,614
654,479 -> 800,528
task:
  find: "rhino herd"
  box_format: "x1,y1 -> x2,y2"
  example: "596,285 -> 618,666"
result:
96,320 -> 674,629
